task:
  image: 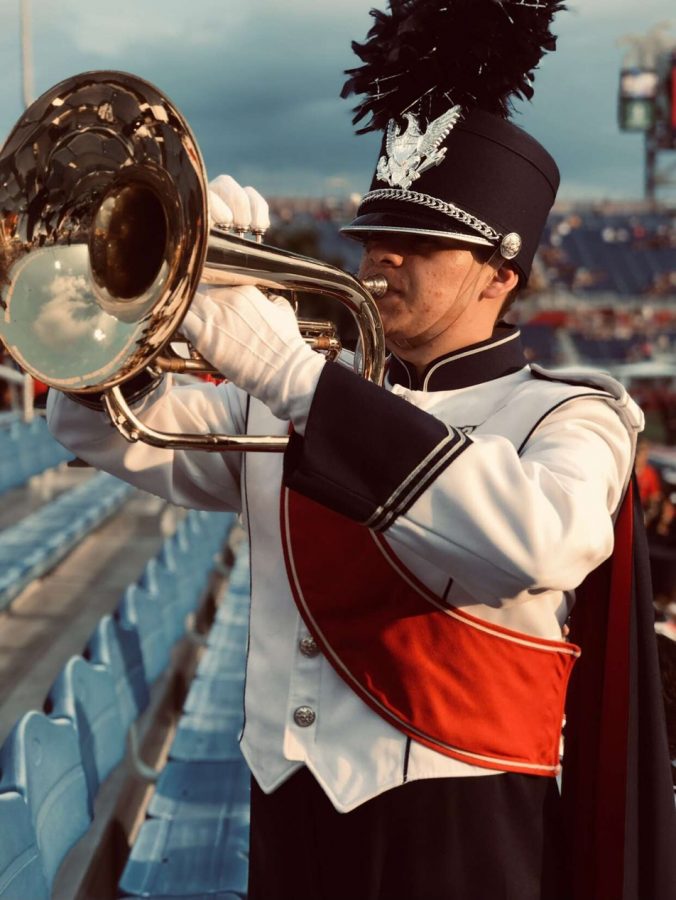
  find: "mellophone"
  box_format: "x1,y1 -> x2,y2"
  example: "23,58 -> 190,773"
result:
0,70 -> 387,452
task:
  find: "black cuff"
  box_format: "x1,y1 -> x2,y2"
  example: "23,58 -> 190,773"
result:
283,362 -> 471,530
64,369 -> 162,411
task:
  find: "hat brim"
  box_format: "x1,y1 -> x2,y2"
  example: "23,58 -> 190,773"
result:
340,212 -> 495,247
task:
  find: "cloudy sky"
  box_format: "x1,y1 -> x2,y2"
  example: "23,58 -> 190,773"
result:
0,1 -> 673,200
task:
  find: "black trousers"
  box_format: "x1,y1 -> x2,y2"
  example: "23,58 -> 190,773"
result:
248,767 -> 567,900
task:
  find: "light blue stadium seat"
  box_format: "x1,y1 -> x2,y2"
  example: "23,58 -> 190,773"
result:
223,559 -> 250,597
169,710 -> 243,763
118,815 -> 249,898
47,656 -> 126,808
183,674 -> 245,718
0,418 -> 71,496
116,516 -> 245,896
86,614 -> 150,733
196,596 -> 250,681
168,550 -> 249,762
0,712 -> 90,890
147,759 -> 250,822
0,438 -> 25,493
212,607 -> 251,633
0,791 -> 49,900
0,471 -> 133,609
119,583 -> 173,684
140,557 -> 185,646
158,539 -> 209,623
0,411 -> 20,428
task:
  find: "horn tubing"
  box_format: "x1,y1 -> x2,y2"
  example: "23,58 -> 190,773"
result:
0,70 -> 387,452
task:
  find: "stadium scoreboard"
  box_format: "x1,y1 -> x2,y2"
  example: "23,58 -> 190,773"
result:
618,51 -> 676,150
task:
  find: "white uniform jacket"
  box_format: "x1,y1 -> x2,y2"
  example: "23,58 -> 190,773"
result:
47,324 -> 642,812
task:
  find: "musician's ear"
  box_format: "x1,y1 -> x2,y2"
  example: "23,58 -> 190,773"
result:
480,263 -> 519,303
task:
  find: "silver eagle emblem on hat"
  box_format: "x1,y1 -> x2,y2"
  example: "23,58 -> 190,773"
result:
376,105 -> 463,191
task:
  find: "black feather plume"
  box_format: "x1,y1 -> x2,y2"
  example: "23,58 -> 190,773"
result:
341,0 -> 566,133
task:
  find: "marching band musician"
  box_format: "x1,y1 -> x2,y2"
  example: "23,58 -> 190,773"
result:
47,2 -> 676,899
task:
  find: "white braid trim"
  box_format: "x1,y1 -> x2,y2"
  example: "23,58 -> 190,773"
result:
360,189 -> 501,242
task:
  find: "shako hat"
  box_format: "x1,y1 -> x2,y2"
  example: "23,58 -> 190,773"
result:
340,0 -> 565,282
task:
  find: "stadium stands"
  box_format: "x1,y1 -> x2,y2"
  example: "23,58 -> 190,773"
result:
541,210 -> 676,298
0,504 -> 247,899
85,614 -> 150,735
0,711 -> 90,894
118,546 -> 250,898
0,416 -> 71,496
0,471 -> 133,610
47,657 -> 127,810
0,790 -> 49,899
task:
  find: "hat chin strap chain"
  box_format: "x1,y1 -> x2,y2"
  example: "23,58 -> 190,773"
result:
361,189 -> 523,263
361,188 -> 501,243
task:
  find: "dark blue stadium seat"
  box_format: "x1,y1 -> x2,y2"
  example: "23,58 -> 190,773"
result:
0,712 -> 90,890
0,791 -> 49,899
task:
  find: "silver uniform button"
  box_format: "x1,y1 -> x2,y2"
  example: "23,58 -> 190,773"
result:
299,636 -> 320,658
293,706 -> 316,727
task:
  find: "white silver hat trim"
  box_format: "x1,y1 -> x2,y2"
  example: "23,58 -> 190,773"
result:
340,224 -> 494,248
358,188 -> 502,243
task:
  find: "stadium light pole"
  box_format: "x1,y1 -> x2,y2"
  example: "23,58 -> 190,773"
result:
19,0 -> 34,110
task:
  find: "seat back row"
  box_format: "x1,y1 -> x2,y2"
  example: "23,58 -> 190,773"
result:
0,471 -> 133,610
0,417 -> 71,496
0,509 -> 237,899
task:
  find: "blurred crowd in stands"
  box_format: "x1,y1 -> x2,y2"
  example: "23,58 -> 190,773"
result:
540,208 -> 676,298
637,438 -> 676,644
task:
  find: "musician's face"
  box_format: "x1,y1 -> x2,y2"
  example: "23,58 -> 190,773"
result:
357,233 -> 498,360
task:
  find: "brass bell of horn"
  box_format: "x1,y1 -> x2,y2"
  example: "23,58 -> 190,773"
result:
0,71 -> 386,452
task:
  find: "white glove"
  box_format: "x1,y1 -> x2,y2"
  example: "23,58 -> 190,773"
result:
208,174 -> 270,236
182,285 -> 325,433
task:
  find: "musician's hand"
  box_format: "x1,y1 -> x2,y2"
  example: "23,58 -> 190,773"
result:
208,174 -> 270,237
182,286 -> 324,432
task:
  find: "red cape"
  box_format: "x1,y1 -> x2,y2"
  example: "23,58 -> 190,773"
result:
562,478 -> 676,899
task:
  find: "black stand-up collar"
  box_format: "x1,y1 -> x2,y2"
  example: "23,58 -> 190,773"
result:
387,324 -> 527,392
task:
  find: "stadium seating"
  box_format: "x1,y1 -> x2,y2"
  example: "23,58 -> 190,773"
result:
118,544 -> 250,898
0,504 -> 247,898
0,471 -> 133,610
0,712 -> 90,892
0,790 -> 49,900
47,657 -> 127,810
119,583 -> 174,686
85,614 -> 150,734
0,417 -> 71,496
118,816 -> 249,898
